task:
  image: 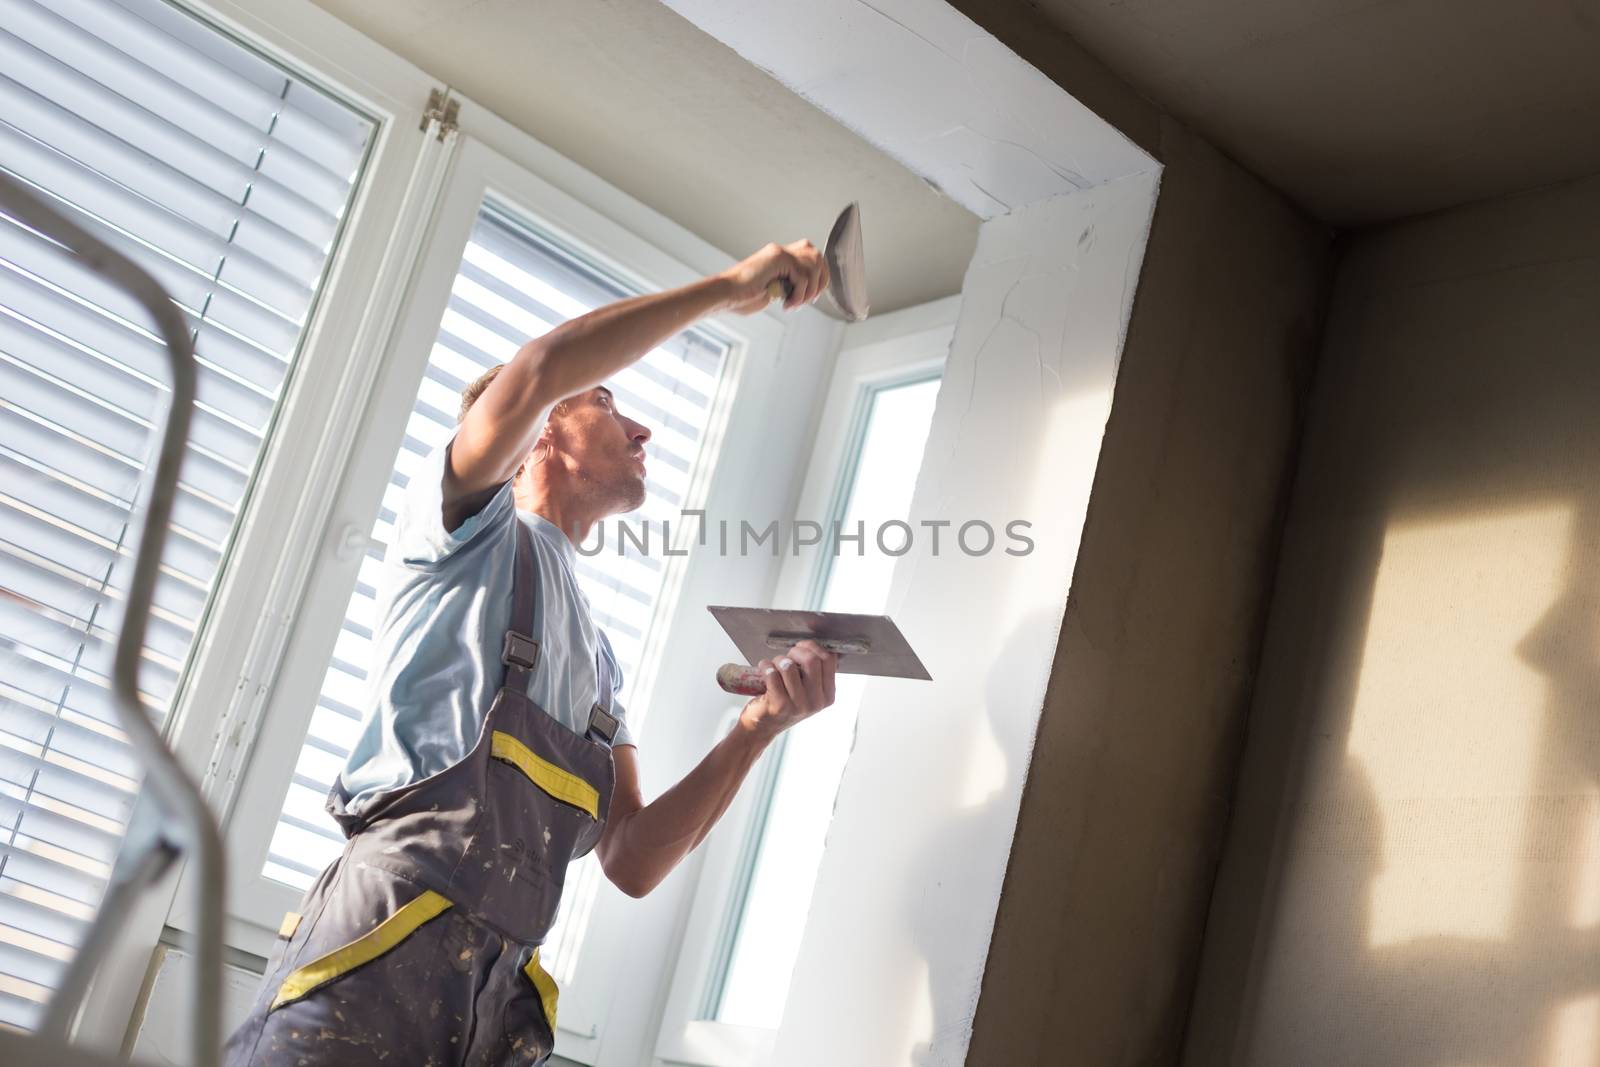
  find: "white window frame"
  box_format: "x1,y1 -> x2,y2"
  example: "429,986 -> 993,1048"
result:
66,0 -> 446,1049
654,296 -> 959,1067
59,0 -> 832,1055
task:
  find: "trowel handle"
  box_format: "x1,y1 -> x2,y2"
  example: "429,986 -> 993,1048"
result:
716,636 -> 869,696
717,663 -> 768,697
765,278 -> 794,304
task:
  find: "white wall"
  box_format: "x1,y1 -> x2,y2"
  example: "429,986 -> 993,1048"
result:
128,948 -> 259,1064
772,170 -> 1159,1067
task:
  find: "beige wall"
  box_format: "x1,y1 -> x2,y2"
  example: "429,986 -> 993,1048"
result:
1184,172 -> 1600,1066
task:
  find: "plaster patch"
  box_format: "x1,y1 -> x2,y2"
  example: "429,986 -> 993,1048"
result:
660,0 -> 1154,217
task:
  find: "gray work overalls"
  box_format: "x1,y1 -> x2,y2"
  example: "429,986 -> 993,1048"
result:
226,520 -> 621,1066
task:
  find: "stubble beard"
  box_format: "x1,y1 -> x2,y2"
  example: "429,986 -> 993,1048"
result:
619,472 -> 648,515
580,463 -> 647,518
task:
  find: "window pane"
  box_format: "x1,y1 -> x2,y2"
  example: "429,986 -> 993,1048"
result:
263,205 -> 730,989
0,0 -> 372,1031
714,375 -> 941,1029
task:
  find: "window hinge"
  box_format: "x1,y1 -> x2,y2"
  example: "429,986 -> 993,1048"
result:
421,87 -> 460,141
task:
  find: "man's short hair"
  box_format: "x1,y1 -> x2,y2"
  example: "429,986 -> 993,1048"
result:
459,363 -> 505,423
459,362 -> 574,424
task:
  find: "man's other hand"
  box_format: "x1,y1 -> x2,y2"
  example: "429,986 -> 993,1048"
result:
719,240 -> 830,314
738,639 -> 838,740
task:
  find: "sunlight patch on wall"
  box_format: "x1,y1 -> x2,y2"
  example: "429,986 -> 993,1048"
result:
1347,504 -> 1574,948
955,715 -> 1010,809
1546,992 -> 1600,1065
1016,387 -> 1115,576
1570,787 -> 1600,929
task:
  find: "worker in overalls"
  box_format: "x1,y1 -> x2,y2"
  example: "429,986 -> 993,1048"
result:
226,239 -> 838,1065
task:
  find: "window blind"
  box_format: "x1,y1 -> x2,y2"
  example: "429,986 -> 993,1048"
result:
264,206 -> 728,985
0,0 -> 372,1031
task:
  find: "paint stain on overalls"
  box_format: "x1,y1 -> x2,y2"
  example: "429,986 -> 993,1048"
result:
226,521 -> 617,1065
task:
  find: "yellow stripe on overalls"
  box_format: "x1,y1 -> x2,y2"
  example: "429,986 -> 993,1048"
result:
490,731 -> 600,819
270,890 -> 453,1010
523,948 -> 560,1032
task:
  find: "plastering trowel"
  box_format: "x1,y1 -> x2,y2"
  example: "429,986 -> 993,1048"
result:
766,202 -> 870,322
710,606 -> 930,696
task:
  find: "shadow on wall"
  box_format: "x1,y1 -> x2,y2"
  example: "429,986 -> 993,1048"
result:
1190,187 -> 1600,1067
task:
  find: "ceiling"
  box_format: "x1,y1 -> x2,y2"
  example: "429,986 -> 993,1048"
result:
308,0 -> 1599,266
308,0 -> 979,314
1019,0 -> 1600,226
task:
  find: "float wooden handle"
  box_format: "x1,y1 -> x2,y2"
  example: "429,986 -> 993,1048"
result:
717,663 -> 768,696
715,637 -> 871,697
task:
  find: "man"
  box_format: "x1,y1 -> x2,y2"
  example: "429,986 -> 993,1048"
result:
227,239 -> 839,1065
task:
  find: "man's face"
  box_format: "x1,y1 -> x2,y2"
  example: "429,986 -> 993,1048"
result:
544,386 -> 652,515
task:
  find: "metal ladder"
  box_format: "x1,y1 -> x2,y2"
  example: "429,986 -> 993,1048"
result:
0,169 -> 224,1067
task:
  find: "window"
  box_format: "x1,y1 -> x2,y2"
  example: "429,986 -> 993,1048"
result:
262,202 -> 730,984
0,0 -> 372,1030
710,374 -> 942,1028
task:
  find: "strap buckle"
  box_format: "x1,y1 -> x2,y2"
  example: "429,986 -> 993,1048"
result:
587,703 -> 619,745
502,631 -> 540,670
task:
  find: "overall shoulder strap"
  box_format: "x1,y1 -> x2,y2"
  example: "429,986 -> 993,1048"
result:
585,630 -> 622,746
594,638 -> 614,712
502,518 -> 543,692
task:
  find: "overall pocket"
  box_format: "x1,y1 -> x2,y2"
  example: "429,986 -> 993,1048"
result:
476,731 -> 603,935
270,888 -> 453,1011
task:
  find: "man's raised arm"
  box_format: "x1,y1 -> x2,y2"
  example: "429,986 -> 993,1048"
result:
442,240 -> 829,529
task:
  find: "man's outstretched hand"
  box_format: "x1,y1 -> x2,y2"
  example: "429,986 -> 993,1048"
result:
738,639 -> 839,739
597,638 -> 838,896
719,240 -> 831,314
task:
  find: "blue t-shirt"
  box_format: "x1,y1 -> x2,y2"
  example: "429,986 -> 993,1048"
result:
335,438 -> 634,816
